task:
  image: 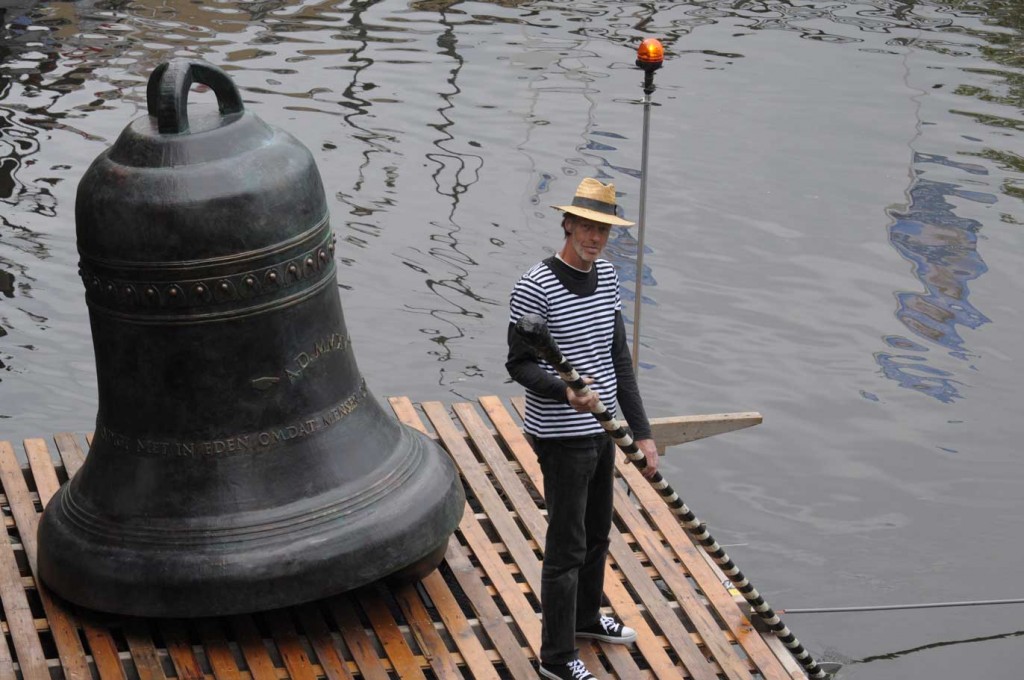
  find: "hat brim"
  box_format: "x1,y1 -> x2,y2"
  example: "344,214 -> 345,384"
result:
553,205 -> 635,226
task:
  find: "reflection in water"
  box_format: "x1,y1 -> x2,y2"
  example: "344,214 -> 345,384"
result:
876,28 -> 997,404
877,157 -> 994,403
878,159 -> 993,402
395,10 -> 495,391
854,627 -> 1024,665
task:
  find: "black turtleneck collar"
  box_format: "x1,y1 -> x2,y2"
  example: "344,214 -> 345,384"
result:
544,255 -> 598,296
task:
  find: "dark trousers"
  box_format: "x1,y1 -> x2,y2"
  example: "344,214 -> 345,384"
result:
533,434 -> 616,665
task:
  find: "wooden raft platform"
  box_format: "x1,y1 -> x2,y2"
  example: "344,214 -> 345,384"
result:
0,396 -> 806,679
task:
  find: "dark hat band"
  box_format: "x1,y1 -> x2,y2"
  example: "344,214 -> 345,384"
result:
571,196 -> 617,215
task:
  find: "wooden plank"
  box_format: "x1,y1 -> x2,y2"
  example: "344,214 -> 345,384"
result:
229,615 -> 281,680
417,405 -> 542,640
0,441 -> 54,680
160,620 -> 205,680
355,590 -> 426,680
456,504 -> 542,655
0,603 -> 15,680
45,436 -> 134,680
505,395 -> 770,675
295,603 -> 355,680
479,396 -> 715,680
76,610 -> 130,680
421,402 -> 542,594
649,413 -> 763,453
3,439 -> 46,569
611,481 -> 755,679
440,533 -> 536,678
388,397 -> 433,436
265,609 -> 318,680
388,397 -> 536,680
18,438 -> 94,680
329,596 -> 392,680
450,403 -> 639,677
393,582 -> 464,678
426,401 -> 614,675
607,525 -> 732,677
195,619 -> 244,680
694,548 -> 808,680
53,432 -> 87,479
421,569 -> 502,680
24,441 -> 61,500
612,448 -> 801,680
451,403 -> 548,552
123,619 -> 168,680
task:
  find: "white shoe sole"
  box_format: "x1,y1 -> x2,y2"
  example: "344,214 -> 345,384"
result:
575,631 -> 637,644
538,665 -> 595,679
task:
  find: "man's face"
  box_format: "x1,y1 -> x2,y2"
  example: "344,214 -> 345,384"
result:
566,215 -> 612,267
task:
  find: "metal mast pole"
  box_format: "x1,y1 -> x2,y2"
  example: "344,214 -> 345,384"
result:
632,38 -> 663,375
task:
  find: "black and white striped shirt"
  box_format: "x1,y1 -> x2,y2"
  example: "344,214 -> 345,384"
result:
509,257 -> 622,438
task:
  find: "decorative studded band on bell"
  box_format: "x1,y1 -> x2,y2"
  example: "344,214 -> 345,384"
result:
79,216 -> 338,322
37,59 -> 465,617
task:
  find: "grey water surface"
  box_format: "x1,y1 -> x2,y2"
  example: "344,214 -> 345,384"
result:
3,1 -> 1024,677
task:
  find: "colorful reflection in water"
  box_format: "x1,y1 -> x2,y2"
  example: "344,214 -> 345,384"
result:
877,153 -> 993,402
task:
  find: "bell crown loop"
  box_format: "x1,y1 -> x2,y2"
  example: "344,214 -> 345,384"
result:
147,59 -> 244,135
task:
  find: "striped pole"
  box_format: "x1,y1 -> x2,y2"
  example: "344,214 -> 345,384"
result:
515,313 -> 831,680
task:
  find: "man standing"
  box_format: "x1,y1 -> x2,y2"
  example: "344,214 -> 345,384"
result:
507,177 -> 659,680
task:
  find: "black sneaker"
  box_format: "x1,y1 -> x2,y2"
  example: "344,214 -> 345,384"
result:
575,614 -> 637,644
539,658 -> 596,680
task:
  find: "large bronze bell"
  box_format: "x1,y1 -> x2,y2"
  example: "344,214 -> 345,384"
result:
37,60 -> 465,617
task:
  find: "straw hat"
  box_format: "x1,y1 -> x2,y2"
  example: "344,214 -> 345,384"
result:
553,177 -> 634,226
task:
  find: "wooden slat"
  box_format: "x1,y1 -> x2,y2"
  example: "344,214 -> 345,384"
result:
451,403 -> 547,549
229,615 -> 281,680
389,397 -> 536,679
421,402 -> 543,595
31,436 -> 128,680
161,620 -> 205,680
196,619 -> 244,680
265,610 -> 318,680
394,582 -> 464,678
471,400 -> 697,680
451,403 -> 641,678
16,438 -> 94,680
123,619 -> 168,680
329,596 -> 392,680
611,482 -> 754,679
421,569 -> 503,680
80,615 -> 129,680
0,605 -> 15,680
295,603 -> 355,680
423,401 -> 615,675
53,432 -> 87,478
693,547 -> 809,679
0,441 -> 55,680
356,590 -> 426,680
613,448 -> 798,680
503,395 -> 801,679
417,405 -> 542,641
455,506 -> 542,654
608,526 -> 731,676
439,533 -> 537,678
388,397 -> 432,436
